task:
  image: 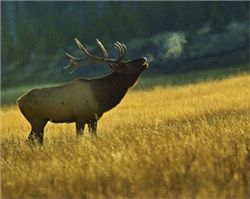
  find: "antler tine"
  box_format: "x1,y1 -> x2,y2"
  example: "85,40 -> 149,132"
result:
121,43 -> 127,52
120,43 -> 127,59
115,41 -> 127,60
64,52 -> 80,69
74,38 -> 92,57
96,39 -> 108,58
65,52 -> 77,60
114,42 -> 122,56
117,41 -> 125,56
114,41 -> 124,60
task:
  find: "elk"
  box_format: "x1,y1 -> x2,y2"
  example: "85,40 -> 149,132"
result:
17,38 -> 148,144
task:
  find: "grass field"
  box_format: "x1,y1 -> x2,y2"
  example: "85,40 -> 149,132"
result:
1,70 -> 250,199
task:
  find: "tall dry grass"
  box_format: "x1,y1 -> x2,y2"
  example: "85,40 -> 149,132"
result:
1,74 -> 250,199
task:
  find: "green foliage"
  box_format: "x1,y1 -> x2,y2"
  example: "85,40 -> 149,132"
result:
2,2 -> 249,66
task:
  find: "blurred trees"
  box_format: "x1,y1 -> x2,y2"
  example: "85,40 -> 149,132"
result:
1,1 -> 249,88
2,2 -> 248,63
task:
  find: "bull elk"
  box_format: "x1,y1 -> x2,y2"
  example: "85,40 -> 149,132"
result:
17,38 -> 148,144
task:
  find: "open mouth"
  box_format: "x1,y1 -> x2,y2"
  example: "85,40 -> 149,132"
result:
142,57 -> 149,68
143,62 -> 149,68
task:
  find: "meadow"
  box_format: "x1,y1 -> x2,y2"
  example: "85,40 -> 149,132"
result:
1,68 -> 250,199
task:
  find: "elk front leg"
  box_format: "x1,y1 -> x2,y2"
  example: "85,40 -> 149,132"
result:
76,120 -> 85,137
88,118 -> 97,137
28,130 -> 44,144
28,119 -> 47,145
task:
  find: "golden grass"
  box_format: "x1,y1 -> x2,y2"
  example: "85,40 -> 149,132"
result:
1,74 -> 250,199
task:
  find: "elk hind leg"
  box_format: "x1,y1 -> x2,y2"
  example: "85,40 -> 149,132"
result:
76,120 -> 85,137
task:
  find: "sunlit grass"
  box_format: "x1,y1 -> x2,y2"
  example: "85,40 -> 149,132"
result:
1,74 -> 249,199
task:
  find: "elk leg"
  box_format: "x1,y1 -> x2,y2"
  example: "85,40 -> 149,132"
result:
76,121 -> 85,137
28,119 -> 47,145
28,129 -> 45,145
88,119 -> 97,137
27,131 -> 35,143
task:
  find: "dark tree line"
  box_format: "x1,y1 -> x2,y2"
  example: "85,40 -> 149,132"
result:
1,1 -> 249,89
2,2 -> 248,66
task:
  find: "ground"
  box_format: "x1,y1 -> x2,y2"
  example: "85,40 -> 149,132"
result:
1,69 -> 249,199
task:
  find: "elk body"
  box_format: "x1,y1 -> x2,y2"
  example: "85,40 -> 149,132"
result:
17,38 -> 148,144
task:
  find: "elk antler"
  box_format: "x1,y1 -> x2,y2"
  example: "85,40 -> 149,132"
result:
64,38 -> 127,72
114,41 -> 127,61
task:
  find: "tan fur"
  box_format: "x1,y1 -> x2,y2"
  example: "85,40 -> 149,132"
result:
17,80 -> 98,123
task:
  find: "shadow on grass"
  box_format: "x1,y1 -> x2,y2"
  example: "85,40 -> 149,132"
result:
1,64 -> 249,106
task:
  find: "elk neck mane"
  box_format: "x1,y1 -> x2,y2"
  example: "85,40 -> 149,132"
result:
78,71 -> 140,114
